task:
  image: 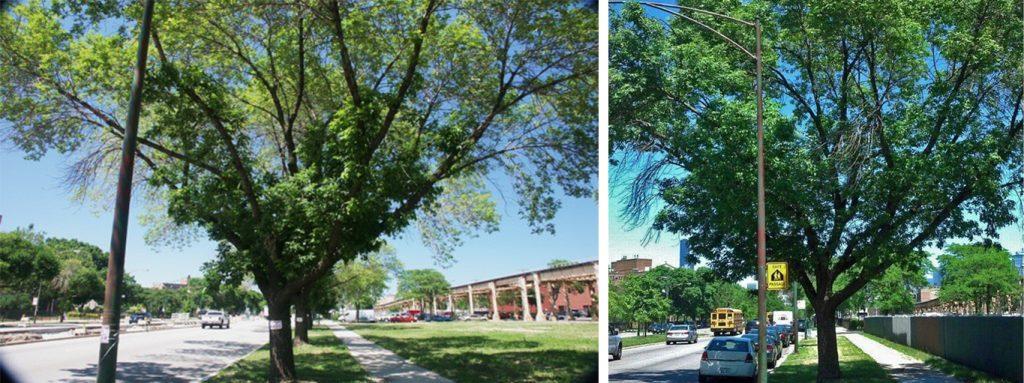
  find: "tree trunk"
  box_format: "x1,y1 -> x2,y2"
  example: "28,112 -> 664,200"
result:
355,305 -> 360,323
294,293 -> 310,345
815,304 -> 841,381
266,299 -> 296,382
565,287 -> 573,321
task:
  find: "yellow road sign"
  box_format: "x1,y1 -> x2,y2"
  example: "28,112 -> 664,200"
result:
767,262 -> 788,291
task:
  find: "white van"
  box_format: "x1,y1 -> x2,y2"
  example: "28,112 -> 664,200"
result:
769,311 -> 793,326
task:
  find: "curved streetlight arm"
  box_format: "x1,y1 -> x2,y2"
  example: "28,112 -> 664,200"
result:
610,0 -> 755,27
610,1 -> 757,60
644,3 -> 756,60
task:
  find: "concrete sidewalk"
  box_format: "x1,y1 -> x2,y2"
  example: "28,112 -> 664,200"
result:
843,332 -> 959,383
327,323 -> 452,383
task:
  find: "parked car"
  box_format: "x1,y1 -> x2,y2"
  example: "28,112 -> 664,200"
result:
462,313 -> 488,321
768,325 -> 790,347
648,322 -> 668,334
666,324 -> 698,345
740,333 -> 781,368
747,327 -> 782,342
776,324 -> 795,344
745,320 -> 759,333
698,337 -> 758,382
128,312 -> 151,324
428,314 -> 452,322
201,310 -> 230,329
609,328 -> 623,360
389,313 -> 417,323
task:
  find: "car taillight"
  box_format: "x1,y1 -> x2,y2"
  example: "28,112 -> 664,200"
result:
701,351 -> 708,361
745,353 -> 754,363
767,345 -> 774,352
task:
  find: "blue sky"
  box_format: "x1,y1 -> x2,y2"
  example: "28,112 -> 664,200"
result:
0,150 -> 597,289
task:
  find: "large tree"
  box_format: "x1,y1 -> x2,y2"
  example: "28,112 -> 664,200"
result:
611,0 -> 1021,378
1,0 -> 595,379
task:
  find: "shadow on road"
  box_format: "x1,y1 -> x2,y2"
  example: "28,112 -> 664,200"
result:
609,369 -> 699,382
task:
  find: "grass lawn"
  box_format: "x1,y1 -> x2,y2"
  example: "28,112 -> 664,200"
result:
347,321 -> 597,383
771,337 -> 893,382
621,333 -> 666,348
860,333 -> 1011,383
206,327 -> 368,382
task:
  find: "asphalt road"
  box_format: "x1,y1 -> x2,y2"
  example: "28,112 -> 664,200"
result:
609,337 -> 711,383
0,318 -> 268,382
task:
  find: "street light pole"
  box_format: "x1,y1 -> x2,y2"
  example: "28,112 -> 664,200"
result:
754,20 -> 768,383
608,2 -> 768,381
96,0 -> 156,381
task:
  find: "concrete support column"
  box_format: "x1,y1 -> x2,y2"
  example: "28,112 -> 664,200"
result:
468,285 -> 475,314
518,276 -> 533,321
489,282 -> 500,321
532,273 -> 546,321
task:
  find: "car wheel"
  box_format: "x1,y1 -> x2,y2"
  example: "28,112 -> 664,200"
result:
769,360 -> 776,368
698,374 -> 708,383
613,345 -> 622,360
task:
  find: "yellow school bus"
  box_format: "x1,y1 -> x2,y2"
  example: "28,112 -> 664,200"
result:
710,308 -> 744,335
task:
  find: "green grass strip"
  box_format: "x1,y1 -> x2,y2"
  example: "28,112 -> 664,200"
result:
347,321 -> 597,383
772,338 -> 894,382
621,333 -> 667,348
206,327 -> 368,382
860,333 -> 1010,383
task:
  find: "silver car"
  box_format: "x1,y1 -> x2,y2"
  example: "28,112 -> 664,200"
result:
201,310 -> 230,329
666,324 -> 697,345
698,337 -> 758,382
609,328 -> 623,360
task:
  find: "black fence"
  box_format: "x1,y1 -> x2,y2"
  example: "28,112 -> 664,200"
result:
863,316 -> 1023,382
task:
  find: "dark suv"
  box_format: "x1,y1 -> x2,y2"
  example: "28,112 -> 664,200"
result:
128,312 -> 151,324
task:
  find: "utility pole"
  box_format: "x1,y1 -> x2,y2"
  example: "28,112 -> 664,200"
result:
753,19 -> 768,383
792,283 -> 799,353
607,2 -> 769,378
96,0 -> 156,381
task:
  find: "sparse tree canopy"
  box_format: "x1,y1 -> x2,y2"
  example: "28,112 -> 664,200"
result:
612,0 -> 1020,378
1,0 -> 595,379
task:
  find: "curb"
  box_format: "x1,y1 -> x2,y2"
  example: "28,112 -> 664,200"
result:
0,324 -> 200,348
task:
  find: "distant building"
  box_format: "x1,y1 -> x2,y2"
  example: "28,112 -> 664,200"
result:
610,256 -> 653,282
1011,252 -> 1024,277
927,268 -> 943,287
918,286 -> 939,303
679,239 -> 692,269
152,276 -> 191,290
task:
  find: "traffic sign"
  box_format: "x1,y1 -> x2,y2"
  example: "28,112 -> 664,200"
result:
31,297 -> 38,306
767,262 -> 788,290
797,299 -> 806,309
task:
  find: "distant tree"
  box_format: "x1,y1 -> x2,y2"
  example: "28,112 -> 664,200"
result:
336,247 -> 401,323
0,230 -> 59,292
940,244 -> 1021,314
619,272 -> 670,336
397,269 -> 450,317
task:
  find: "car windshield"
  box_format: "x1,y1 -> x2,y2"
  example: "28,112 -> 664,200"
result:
670,325 -> 689,330
706,339 -> 749,352
207,311 -> 222,315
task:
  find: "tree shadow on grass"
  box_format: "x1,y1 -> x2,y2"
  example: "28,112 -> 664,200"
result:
362,335 -> 597,382
208,330 -> 368,383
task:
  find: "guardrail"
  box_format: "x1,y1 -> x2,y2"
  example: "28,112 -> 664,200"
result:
863,315 -> 1023,382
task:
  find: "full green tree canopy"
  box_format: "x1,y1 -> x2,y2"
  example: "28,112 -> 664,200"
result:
1,0 -> 595,378
397,268 -> 450,315
612,0 -> 1021,378
939,243 -> 1021,314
